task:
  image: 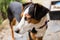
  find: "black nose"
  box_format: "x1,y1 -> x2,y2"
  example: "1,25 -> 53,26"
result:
15,29 -> 20,33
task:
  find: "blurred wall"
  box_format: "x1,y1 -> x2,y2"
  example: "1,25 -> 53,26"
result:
25,0 -> 59,9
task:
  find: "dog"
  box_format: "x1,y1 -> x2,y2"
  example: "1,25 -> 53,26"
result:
15,2 -> 49,40
7,2 -> 49,40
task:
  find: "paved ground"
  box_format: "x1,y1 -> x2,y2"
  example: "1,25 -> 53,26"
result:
0,19 -> 29,40
0,19 -> 12,40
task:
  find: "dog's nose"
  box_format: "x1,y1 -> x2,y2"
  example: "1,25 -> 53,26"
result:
15,29 -> 20,33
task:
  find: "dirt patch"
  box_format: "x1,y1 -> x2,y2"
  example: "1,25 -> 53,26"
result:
0,19 -> 12,40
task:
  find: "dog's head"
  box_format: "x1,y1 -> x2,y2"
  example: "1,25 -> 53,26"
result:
21,3 -> 49,24
15,3 -> 49,34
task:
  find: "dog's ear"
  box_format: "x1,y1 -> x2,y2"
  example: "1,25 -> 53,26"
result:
40,4 -> 49,15
34,4 -> 49,20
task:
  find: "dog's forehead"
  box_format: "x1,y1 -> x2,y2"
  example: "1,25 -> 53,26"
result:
24,4 -> 34,14
24,3 -> 34,9
24,6 -> 30,14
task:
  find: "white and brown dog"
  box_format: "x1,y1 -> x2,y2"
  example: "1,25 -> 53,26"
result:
7,2 -> 49,40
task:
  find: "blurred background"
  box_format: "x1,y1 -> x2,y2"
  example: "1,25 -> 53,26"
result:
0,0 -> 26,24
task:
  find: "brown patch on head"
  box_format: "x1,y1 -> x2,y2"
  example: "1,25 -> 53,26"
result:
28,18 -> 40,24
21,12 -> 40,24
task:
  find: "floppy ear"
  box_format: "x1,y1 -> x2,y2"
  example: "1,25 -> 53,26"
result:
34,4 -> 49,20
40,4 -> 49,15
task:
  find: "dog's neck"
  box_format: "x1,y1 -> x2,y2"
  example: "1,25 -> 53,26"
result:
28,16 -> 47,38
31,16 -> 47,29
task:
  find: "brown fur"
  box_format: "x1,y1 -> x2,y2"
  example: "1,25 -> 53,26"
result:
28,32 -> 42,40
10,18 -> 16,40
11,18 -> 16,26
21,13 -> 40,24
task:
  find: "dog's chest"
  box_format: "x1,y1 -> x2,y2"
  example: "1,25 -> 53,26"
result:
31,16 -> 47,37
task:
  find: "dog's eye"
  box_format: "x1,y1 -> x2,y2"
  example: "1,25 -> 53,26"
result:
24,17 -> 31,20
25,17 -> 27,20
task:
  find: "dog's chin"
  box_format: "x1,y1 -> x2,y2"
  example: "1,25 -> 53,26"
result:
19,23 -> 34,33
16,23 -> 37,34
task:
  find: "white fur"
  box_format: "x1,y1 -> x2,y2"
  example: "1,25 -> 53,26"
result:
14,6 -> 30,31
13,6 -> 30,38
24,6 -> 30,14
